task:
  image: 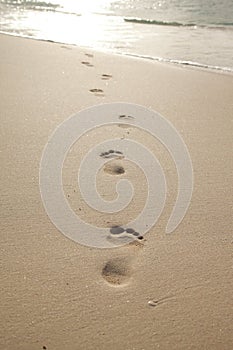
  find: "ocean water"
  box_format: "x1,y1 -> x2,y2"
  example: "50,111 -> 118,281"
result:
0,0 -> 233,72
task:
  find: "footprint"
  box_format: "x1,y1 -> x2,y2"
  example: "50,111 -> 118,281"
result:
61,45 -> 72,50
102,235 -> 144,285
90,88 -> 103,93
101,74 -> 112,80
109,226 -> 144,241
104,163 -> 125,175
102,257 -> 132,286
118,124 -> 131,129
85,53 -> 94,58
100,150 -> 123,159
89,88 -> 104,96
119,115 -> 135,120
82,61 -> 94,67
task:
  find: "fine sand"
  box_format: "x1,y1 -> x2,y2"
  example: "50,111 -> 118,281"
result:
0,33 -> 233,350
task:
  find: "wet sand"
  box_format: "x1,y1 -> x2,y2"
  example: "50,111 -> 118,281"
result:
0,33 -> 233,350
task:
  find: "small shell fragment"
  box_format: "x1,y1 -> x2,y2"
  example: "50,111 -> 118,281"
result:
148,300 -> 158,307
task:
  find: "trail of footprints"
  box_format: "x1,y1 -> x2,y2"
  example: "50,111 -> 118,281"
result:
80,52 -> 113,96
62,47 -> 162,298
64,48 -> 174,307
60,48 -> 112,95
80,54 -> 145,287
99,149 -> 144,241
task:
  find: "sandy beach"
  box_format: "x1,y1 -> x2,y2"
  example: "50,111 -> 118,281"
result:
0,33 -> 233,349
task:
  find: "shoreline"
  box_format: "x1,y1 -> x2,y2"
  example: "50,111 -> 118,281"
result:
1,31 -> 233,76
1,33 -> 233,350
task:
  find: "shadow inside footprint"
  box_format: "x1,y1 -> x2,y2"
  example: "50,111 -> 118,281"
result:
104,164 -> 125,175
82,61 -> 94,67
119,115 -> 135,120
90,88 -> 103,92
85,53 -> 94,58
100,150 -> 123,159
61,45 -> 72,50
110,226 -> 125,234
102,258 -> 131,286
101,74 -> 112,80
108,226 -> 144,243
89,88 -> 104,96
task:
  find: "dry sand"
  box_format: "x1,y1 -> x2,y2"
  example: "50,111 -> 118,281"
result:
0,33 -> 233,349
